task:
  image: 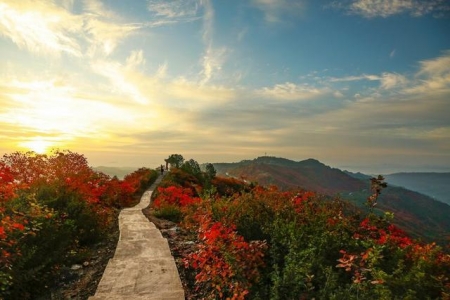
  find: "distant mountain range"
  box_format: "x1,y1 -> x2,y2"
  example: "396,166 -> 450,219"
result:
384,173 -> 450,206
213,156 -> 450,244
94,166 -> 137,179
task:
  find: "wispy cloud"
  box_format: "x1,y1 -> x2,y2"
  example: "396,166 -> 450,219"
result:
200,46 -> 228,85
329,74 -> 380,82
91,52 -> 235,109
147,0 -> 199,19
199,0 -> 228,85
390,49 -> 396,58
125,49 -> 146,70
380,72 -> 408,89
91,59 -> 150,105
0,0 -> 82,56
404,50 -> 450,94
256,82 -> 328,101
251,0 -> 306,23
328,72 -> 407,90
0,0 -> 142,58
331,0 -> 450,18
83,0 -> 141,56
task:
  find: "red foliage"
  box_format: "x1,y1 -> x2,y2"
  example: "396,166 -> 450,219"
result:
0,150 -> 147,294
0,162 -> 17,202
153,186 -> 200,208
185,215 -> 267,299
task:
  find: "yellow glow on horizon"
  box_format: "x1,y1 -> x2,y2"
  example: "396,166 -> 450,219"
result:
20,137 -> 53,154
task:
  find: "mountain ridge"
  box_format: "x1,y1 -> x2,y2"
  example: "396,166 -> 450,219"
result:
212,156 -> 450,243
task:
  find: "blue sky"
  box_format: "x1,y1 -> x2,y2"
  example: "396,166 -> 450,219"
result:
0,0 -> 449,173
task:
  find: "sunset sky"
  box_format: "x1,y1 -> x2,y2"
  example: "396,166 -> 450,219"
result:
1,0 -> 449,174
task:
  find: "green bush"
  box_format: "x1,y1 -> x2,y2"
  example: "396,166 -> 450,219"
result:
153,204 -> 183,223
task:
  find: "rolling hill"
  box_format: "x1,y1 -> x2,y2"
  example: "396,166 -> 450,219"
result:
94,166 -> 137,179
213,156 -> 450,244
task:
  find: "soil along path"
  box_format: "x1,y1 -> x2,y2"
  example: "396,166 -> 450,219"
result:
89,175 -> 185,300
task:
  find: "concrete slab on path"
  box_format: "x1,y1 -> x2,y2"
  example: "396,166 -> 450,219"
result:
89,175 -> 185,300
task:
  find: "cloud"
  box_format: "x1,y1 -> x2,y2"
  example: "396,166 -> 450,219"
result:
251,0 -> 306,23
126,50 -> 146,70
147,0 -> 199,19
417,51 -> 450,77
390,49 -> 396,58
328,72 -> 407,90
144,0 -> 202,28
0,0 -> 142,58
198,0 -> 229,85
329,74 -> 380,82
380,72 -> 408,89
404,51 -> 450,94
200,46 -> 228,85
91,54 -> 235,109
256,82 -> 328,101
90,59 -> 150,105
0,0 -> 82,56
333,0 -> 450,18
83,0 -> 141,56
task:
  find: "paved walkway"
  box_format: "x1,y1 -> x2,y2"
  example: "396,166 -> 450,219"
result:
89,175 -> 185,300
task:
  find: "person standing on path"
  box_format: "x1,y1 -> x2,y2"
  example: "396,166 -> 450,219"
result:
160,164 -> 164,176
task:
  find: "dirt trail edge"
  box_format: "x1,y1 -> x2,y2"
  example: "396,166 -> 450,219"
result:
89,175 -> 185,300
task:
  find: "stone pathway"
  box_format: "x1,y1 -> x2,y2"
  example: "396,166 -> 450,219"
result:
89,175 -> 185,300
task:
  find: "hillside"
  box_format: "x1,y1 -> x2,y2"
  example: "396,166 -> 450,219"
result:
214,156 -> 450,243
384,172 -> 450,206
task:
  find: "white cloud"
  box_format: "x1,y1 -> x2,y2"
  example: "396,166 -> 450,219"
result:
404,51 -> 450,94
343,0 -> 450,18
251,0 -> 306,23
91,55 -> 235,109
0,0 -> 142,58
329,74 -> 380,82
169,78 -> 236,104
380,72 -> 408,89
0,0 -> 82,56
197,0 -> 229,85
91,60 -> 150,105
83,1 -> 141,56
148,0 -> 199,19
417,51 -> 450,77
328,72 -> 407,90
200,46 -> 228,85
256,82 -> 327,101
126,50 -> 146,70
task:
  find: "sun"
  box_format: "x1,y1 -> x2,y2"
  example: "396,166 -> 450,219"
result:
21,137 -> 53,154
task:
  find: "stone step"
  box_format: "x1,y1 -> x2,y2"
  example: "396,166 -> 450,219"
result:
113,239 -> 172,259
93,258 -> 183,298
119,210 -> 153,224
119,219 -> 157,231
119,224 -> 163,241
89,289 -> 185,300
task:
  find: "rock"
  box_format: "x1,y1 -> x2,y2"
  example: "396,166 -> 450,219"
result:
71,264 -> 82,270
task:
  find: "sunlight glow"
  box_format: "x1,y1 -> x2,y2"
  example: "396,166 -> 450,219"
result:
20,137 -> 53,154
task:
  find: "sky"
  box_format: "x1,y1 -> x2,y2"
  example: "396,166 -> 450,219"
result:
0,0 -> 449,174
